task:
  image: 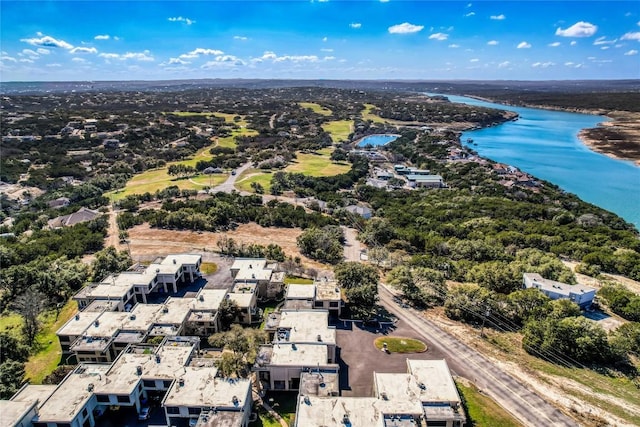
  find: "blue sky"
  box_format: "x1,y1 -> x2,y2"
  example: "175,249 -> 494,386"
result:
1,1 -> 639,82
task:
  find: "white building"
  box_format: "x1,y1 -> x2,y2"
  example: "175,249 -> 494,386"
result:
523,273 -> 596,308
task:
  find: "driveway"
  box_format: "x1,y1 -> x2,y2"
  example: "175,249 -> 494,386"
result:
211,161 -> 252,193
334,316 -> 447,397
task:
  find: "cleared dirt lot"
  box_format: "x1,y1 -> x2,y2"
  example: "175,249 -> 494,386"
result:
335,317 -> 448,397
126,223 -> 327,269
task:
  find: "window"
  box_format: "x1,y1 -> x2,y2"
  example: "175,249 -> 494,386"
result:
82,408 -> 88,418
166,406 -> 179,414
96,395 -> 109,403
116,395 -> 130,403
143,380 -> 155,388
329,302 -> 339,308
188,407 -> 201,415
163,380 -> 173,388
314,301 -> 323,308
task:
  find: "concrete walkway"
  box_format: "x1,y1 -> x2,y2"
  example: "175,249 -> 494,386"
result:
252,389 -> 288,427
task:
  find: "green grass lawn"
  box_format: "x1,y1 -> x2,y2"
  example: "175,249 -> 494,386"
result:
321,120 -> 353,143
374,336 -> 427,353
236,148 -> 350,193
285,148 -> 350,176
362,103 -> 387,124
200,262 -> 218,274
235,169 -> 274,193
299,102 -> 332,116
284,276 -> 314,285
456,381 -> 523,427
24,300 -> 78,384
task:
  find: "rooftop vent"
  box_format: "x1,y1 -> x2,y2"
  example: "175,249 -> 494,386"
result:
292,343 -> 297,351
232,395 -> 239,406
155,355 -> 161,363
156,268 -> 160,273
162,306 -> 169,313
75,314 -> 80,321
249,264 -> 252,269
199,295 -> 204,301
178,378 -> 185,387
304,396 -> 311,405
94,320 -> 100,327
251,274 -> 255,279
87,383 -> 94,392
136,365 -> 142,376
130,314 -> 136,320
418,382 -> 426,390
317,334 -> 322,342
381,392 -> 388,400
342,414 -> 350,425
173,259 -> 176,264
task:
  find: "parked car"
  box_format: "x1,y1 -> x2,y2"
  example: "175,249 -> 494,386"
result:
138,406 -> 152,420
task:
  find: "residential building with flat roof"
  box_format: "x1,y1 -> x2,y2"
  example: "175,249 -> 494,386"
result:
523,273 -> 596,308
230,258 -> 284,299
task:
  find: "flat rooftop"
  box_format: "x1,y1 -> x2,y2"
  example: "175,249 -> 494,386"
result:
162,254 -> 201,266
0,400 -> 36,426
195,410 -> 244,427
316,281 -> 341,301
163,367 -> 251,409
192,289 -> 228,311
524,273 -> 595,295
84,299 -> 119,312
75,281 -> 130,300
232,258 -> 272,282
57,311 -> 102,337
286,284 -> 316,300
300,372 -> 340,397
154,297 -> 193,325
295,396 -> 422,427
84,311 -> 129,337
37,364 -> 111,423
255,344 -> 330,367
11,384 -> 57,406
108,270 -> 156,287
228,292 -> 255,308
406,359 -> 461,403
147,262 -> 181,276
277,310 -> 336,345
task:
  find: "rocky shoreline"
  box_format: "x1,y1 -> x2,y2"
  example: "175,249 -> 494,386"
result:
577,111 -> 640,167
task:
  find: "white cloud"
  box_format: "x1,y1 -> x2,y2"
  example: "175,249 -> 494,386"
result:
470,58 -> 479,62
168,16 -> 195,25
600,46 -> 610,50
71,57 -> 87,63
37,48 -> 50,55
94,35 -> 110,40
350,23 -> 362,29
448,44 -> 460,48
593,36 -> 617,45
380,0 -> 389,3
638,20 -> 640,26
517,41 -> 531,49
555,21 -> 598,37
20,35 -> 73,49
548,42 -> 561,47
179,48 -> 224,59
625,49 -> 638,55
487,40 -> 499,45
466,3 -> 472,7
490,14 -> 506,20
22,49 -> 39,57
19,58 -> 34,63
621,32 -> 640,41
429,33 -> 448,41
465,12 -> 475,17
532,61 -> 555,68
1,55 -> 17,62
167,57 -> 190,65
564,61 -> 574,66
570,41 -> 577,46
388,22 -> 424,34
70,47 -> 97,54
322,37 -> 328,42
233,36 -> 248,41
321,48 -> 334,52
274,54 -> 319,63
498,61 -> 510,68
46,63 -> 62,67
99,50 -> 154,61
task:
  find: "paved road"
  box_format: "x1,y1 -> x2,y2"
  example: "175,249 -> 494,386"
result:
342,226 -> 361,262
378,284 -> 577,427
211,161 -> 253,193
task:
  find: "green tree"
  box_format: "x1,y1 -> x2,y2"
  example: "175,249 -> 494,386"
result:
218,298 -> 241,331
208,325 -> 267,377
335,262 -> 379,319
360,218 -> 396,246
0,333 -> 30,363
14,288 -> 46,346
0,360 -> 25,399
610,322 -> 640,358
91,246 -> 132,282
297,226 -> 344,264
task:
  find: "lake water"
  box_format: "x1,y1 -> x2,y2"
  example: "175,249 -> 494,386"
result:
433,94 -> 639,229
357,134 -> 399,147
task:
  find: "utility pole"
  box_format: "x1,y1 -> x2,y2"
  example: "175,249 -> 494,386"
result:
480,307 -> 491,338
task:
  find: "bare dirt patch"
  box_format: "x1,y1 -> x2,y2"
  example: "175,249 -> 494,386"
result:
125,223 -> 327,269
579,111 -> 640,166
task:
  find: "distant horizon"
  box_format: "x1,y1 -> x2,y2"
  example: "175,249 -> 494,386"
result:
1,1 -> 639,82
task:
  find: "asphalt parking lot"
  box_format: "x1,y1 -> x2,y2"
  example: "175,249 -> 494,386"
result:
334,316 -> 448,397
